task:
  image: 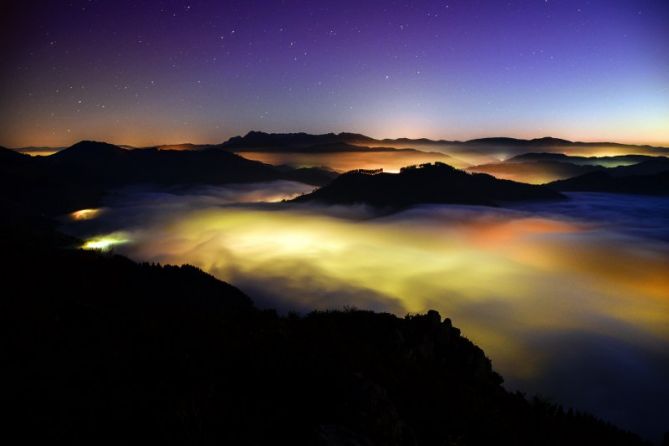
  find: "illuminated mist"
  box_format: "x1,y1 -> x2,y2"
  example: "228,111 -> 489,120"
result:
235,150 -> 465,173
64,181 -> 669,438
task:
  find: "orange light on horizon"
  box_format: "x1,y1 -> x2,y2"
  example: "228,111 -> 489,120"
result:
70,208 -> 103,221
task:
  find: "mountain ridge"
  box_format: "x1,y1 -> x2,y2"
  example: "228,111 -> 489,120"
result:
549,170 -> 669,195
294,162 -> 564,208
220,131 -> 669,151
12,132 -> 669,156
1,223 -> 650,445
0,140 -> 337,216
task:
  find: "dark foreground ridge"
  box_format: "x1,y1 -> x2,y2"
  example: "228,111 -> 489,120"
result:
1,224 -> 649,445
294,162 -> 565,207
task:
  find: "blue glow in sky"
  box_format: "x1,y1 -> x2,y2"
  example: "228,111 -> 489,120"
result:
1,0 -> 668,147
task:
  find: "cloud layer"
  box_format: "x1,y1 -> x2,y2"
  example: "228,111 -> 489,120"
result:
63,183 -> 669,441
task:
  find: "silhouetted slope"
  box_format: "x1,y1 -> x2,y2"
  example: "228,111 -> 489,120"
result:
546,157 -> 669,194
467,160 -> 603,183
2,233 -> 648,445
295,162 -> 564,207
607,158 -> 669,177
467,153 -> 669,184
221,130 -> 377,150
549,171 -> 669,195
508,153 -> 657,165
466,136 -> 572,146
218,131 -> 669,157
220,132 -> 446,158
51,140 -> 128,162
0,146 -> 32,162
14,133 -> 669,157
0,141 -> 337,215
459,137 -> 669,156
48,140 -> 336,185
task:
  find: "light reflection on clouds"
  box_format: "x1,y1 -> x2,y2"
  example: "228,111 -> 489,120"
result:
67,183 -> 669,440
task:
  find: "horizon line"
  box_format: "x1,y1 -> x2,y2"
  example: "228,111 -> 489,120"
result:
5,131 -> 669,151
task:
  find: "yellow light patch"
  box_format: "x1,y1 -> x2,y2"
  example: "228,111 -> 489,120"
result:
82,234 -> 129,250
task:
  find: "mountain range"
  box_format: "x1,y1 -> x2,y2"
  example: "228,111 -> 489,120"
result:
13,131 -> 669,159
0,141 -> 336,216
294,162 -> 564,208
218,131 -> 669,155
467,153 -> 669,184
4,136 -> 668,219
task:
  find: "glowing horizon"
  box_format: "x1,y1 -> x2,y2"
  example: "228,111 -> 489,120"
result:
6,131 -> 669,152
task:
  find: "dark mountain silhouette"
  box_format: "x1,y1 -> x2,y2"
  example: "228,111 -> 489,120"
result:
14,133 -> 669,158
458,137 -> 668,154
545,157 -> 669,194
466,153 -> 669,184
549,171 -> 669,195
150,139 -> 426,154
281,141 -> 427,153
221,130 -> 377,150
507,153 -> 657,165
50,140 -> 128,162
0,140 -> 337,216
467,160 -> 604,183
466,136 -> 573,146
2,222 -> 650,445
219,131 -> 448,159
218,132 -> 615,151
294,162 -> 564,208
214,131 -> 669,157
47,141 -> 336,186
0,146 -> 31,161
606,158 -> 669,177
50,141 -> 337,189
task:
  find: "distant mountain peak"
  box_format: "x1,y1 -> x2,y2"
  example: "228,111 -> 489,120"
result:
466,136 -> 572,145
220,131 -> 377,151
69,140 -> 124,150
529,136 -> 572,144
53,140 -> 127,160
294,161 -> 564,207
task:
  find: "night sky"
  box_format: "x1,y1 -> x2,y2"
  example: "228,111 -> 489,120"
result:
2,0 -> 668,148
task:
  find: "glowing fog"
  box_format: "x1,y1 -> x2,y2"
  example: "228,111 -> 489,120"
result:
64,181 -> 669,439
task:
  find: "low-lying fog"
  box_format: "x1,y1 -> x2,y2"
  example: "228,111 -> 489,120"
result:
237,150 -> 463,173
233,142 -> 669,176
63,181 -> 669,442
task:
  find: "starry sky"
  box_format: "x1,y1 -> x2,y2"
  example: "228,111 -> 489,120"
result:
1,0 -> 668,148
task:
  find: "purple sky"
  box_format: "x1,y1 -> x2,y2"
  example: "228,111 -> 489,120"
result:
1,0 -> 668,147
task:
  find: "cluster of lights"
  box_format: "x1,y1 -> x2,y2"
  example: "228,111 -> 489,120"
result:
82,234 -> 128,251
